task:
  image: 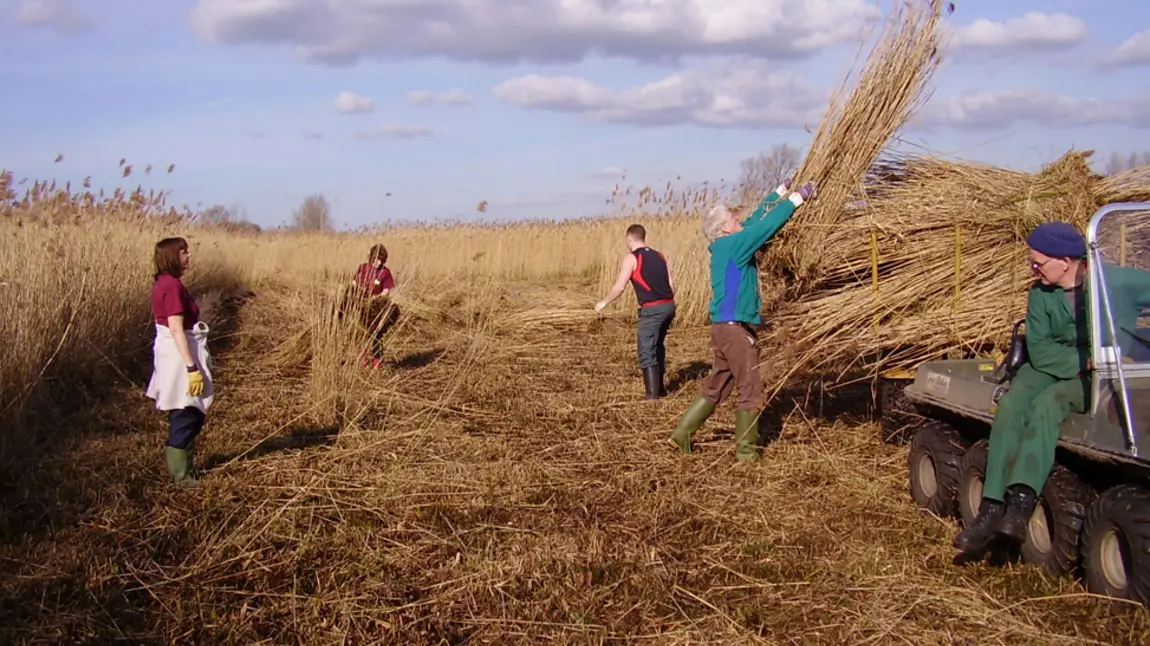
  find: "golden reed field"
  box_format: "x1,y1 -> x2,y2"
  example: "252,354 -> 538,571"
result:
1,160 -> 1149,646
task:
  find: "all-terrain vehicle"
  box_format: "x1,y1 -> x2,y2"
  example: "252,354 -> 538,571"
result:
882,202 -> 1150,606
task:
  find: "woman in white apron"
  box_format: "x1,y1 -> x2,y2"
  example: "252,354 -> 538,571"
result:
145,237 -> 214,488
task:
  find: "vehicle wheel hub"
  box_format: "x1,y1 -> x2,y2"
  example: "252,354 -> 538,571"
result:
917,454 -> 937,498
1027,501 -> 1052,555
1100,527 -> 1129,592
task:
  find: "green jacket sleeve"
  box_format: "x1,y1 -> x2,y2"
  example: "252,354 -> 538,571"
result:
729,199 -> 798,266
741,190 -> 782,225
1025,286 -> 1084,379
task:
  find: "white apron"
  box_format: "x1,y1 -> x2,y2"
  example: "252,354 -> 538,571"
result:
145,321 -> 215,414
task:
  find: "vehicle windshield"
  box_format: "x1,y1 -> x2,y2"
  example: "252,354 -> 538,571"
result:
1093,206 -> 1150,362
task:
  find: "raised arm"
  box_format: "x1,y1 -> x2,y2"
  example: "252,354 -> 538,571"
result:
729,186 -> 811,266
595,253 -> 637,311
741,181 -> 791,225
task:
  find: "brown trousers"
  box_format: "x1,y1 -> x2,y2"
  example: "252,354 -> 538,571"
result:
700,323 -> 764,411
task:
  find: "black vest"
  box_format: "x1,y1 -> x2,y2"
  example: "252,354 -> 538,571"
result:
629,247 -> 674,306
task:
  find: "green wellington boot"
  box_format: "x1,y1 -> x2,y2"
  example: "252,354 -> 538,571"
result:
164,446 -> 201,488
185,437 -> 198,480
668,396 -> 715,453
734,409 -> 761,462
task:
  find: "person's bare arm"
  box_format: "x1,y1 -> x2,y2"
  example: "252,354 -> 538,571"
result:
595,254 -> 636,311
166,314 -> 198,368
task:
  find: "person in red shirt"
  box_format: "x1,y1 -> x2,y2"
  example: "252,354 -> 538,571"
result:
352,243 -> 396,298
347,244 -> 399,368
145,236 -> 214,488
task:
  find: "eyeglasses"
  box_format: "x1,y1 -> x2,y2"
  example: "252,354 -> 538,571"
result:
1031,258 -> 1053,273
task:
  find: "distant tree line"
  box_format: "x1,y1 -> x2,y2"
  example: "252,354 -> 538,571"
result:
194,192 -> 336,233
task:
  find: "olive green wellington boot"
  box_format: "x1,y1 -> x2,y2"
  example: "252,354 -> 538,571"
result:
733,409 -> 761,462
668,397 -> 715,453
164,446 -> 201,488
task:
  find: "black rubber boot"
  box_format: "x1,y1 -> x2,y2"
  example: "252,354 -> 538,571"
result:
655,360 -> 667,397
642,366 -> 662,400
953,498 -> 1005,553
668,396 -> 715,453
997,484 -> 1038,542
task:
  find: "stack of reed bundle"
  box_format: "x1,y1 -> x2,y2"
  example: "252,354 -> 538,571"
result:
765,150 -> 1122,391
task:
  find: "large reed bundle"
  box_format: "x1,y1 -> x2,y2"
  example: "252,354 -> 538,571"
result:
1100,164 -> 1150,203
766,151 -> 1108,389
765,0 -> 949,284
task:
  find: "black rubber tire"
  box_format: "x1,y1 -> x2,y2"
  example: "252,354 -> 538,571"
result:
1082,484 -> 1150,606
957,440 -> 989,527
877,378 -> 920,445
1020,465 -> 1097,578
907,420 -> 968,518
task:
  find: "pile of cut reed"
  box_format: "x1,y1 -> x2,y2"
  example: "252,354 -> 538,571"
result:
764,150 -> 1128,392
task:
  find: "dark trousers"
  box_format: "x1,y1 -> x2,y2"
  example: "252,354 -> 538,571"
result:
701,322 -> 764,411
167,407 -> 205,450
637,301 -> 676,370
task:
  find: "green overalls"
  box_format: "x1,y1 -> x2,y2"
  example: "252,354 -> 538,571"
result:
984,263 -> 1150,500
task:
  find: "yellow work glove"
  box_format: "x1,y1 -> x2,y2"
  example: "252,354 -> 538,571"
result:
186,366 -> 205,397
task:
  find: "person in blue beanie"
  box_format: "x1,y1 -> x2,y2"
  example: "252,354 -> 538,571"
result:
954,220 -> 1150,554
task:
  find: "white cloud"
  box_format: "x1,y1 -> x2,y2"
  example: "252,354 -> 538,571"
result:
406,90 -> 476,107
917,89 -> 1150,130
944,12 -> 1085,53
187,0 -> 880,65
406,91 -> 437,108
1105,28 -> 1150,67
356,124 -> 434,142
493,59 -> 828,128
440,90 -> 476,106
333,91 -> 373,114
591,166 -> 628,179
18,0 -> 90,34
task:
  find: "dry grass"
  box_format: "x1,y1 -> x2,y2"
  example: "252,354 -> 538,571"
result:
2,275 -> 1148,644
0,174 -> 252,466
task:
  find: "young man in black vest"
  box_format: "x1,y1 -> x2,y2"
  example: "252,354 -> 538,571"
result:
595,224 -> 676,399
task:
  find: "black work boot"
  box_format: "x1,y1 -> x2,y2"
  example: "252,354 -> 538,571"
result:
642,366 -> 662,400
953,498 -> 1005,553
655,360 -> 667,397
997,485 -> 1038,542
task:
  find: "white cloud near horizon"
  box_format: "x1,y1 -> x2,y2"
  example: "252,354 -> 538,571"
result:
494,61 -> 1150,132
356,124 -> 434,141
333,91 -> 373,114
493,59 -> 828,128
944,12 -> 1086,54
918,89 -> 1150,130
1105,28 -> 1150,67
407,90 -> 476,107
17,0 -> 90,34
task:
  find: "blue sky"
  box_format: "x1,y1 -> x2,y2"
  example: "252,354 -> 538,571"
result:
2,0 -> 1148,229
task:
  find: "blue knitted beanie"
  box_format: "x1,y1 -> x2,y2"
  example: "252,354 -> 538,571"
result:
1026,221 -> 1086,258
